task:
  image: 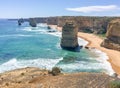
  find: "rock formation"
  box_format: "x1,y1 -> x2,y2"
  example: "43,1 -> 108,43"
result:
29,18 -> 37,27
0,67 -> 119,88
101,19 -> 120,51
61,22 -> 80,52
18,18 -> 24,26
32,16 -> 120,34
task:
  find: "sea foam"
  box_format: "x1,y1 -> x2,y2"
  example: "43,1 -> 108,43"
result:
0,58 -> 63,73
89,48 -> 115,76
0,34 -> 33,37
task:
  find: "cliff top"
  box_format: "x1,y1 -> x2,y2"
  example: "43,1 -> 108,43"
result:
0,67 -> 119,88
110,19 -> 120,23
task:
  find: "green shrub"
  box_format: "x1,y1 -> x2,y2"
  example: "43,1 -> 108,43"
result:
49,67 -> 61,76
107,80 -> 120,88
21,72 -> 25,76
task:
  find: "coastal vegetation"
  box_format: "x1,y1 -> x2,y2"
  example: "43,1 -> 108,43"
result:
108,80 -> 120,88
48,67 -> 62,76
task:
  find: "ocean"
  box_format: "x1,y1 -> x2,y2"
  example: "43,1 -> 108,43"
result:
0,20 -> 114,75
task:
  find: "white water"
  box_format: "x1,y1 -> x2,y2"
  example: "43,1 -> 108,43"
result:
0,34 -> 33,37
0,58 -> 63,73
89,48 -> 115,76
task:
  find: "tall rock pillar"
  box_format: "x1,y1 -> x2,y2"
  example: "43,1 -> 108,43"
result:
61,22 -> 80,51
29,18 -> 37,27
18,18 -> 24,26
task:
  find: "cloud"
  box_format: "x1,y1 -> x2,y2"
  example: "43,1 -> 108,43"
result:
66,5 -> 120,13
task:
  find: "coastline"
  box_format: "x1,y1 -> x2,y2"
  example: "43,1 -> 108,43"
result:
48,25 -> 120,75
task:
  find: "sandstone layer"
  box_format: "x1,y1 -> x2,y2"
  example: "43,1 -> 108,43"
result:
31,16 -> 120,34
60,22 -> 79,51
101,19 -> 120,51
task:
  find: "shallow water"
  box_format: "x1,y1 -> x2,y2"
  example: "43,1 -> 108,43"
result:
0,20 -> 114,75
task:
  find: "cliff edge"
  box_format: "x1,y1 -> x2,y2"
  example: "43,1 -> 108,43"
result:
0,67 -> 119,88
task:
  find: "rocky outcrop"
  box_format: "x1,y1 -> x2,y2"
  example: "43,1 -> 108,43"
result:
29,18 -> 37,27
0,67 -> 119,88
61,22 -> 80,52
18,18 -> 24,26
101,19 -> 120,51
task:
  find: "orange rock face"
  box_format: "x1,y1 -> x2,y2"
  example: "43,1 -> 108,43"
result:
60,22 -> 79,51
101,19 -> 120,51
106,19 -> 120,38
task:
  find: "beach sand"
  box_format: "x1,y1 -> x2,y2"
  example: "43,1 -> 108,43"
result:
78,32 -> 120,75
49,25 -> 120,75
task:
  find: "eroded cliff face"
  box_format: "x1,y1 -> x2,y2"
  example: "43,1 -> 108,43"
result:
33,16 -> 120,34
60,22 -> 79,51
57,16 -> 106,34
101,19 -> 120,51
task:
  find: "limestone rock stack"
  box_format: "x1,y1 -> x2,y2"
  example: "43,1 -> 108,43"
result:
101,19 -> 120,51
18,18 -> 24,26
61,22 -> 79,51
29,18 -> 37,27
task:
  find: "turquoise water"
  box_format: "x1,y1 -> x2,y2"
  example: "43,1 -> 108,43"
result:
0,20 -> 114,75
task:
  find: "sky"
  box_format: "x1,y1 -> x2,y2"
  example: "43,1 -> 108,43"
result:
0,0 -> 120,18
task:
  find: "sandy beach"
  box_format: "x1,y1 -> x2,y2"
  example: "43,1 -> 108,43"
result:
49,25 -> 120,75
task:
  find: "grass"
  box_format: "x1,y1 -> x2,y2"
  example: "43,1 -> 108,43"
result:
95,33 -> 106,39
107,80 -> 120,88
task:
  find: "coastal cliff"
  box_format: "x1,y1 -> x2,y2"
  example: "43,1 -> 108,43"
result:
0,67 -> 119,88
101,19 -> 120,51
32,16 -> 120,34
17,16 -> 120,34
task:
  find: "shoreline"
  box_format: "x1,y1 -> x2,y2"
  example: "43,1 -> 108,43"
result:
48,25 -> 120,75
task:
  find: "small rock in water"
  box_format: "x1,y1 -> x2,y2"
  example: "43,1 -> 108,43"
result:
85,46 -> 89,49
47,26 -> 51,29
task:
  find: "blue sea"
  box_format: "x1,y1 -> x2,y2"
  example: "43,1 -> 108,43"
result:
0,20 -> 114,75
